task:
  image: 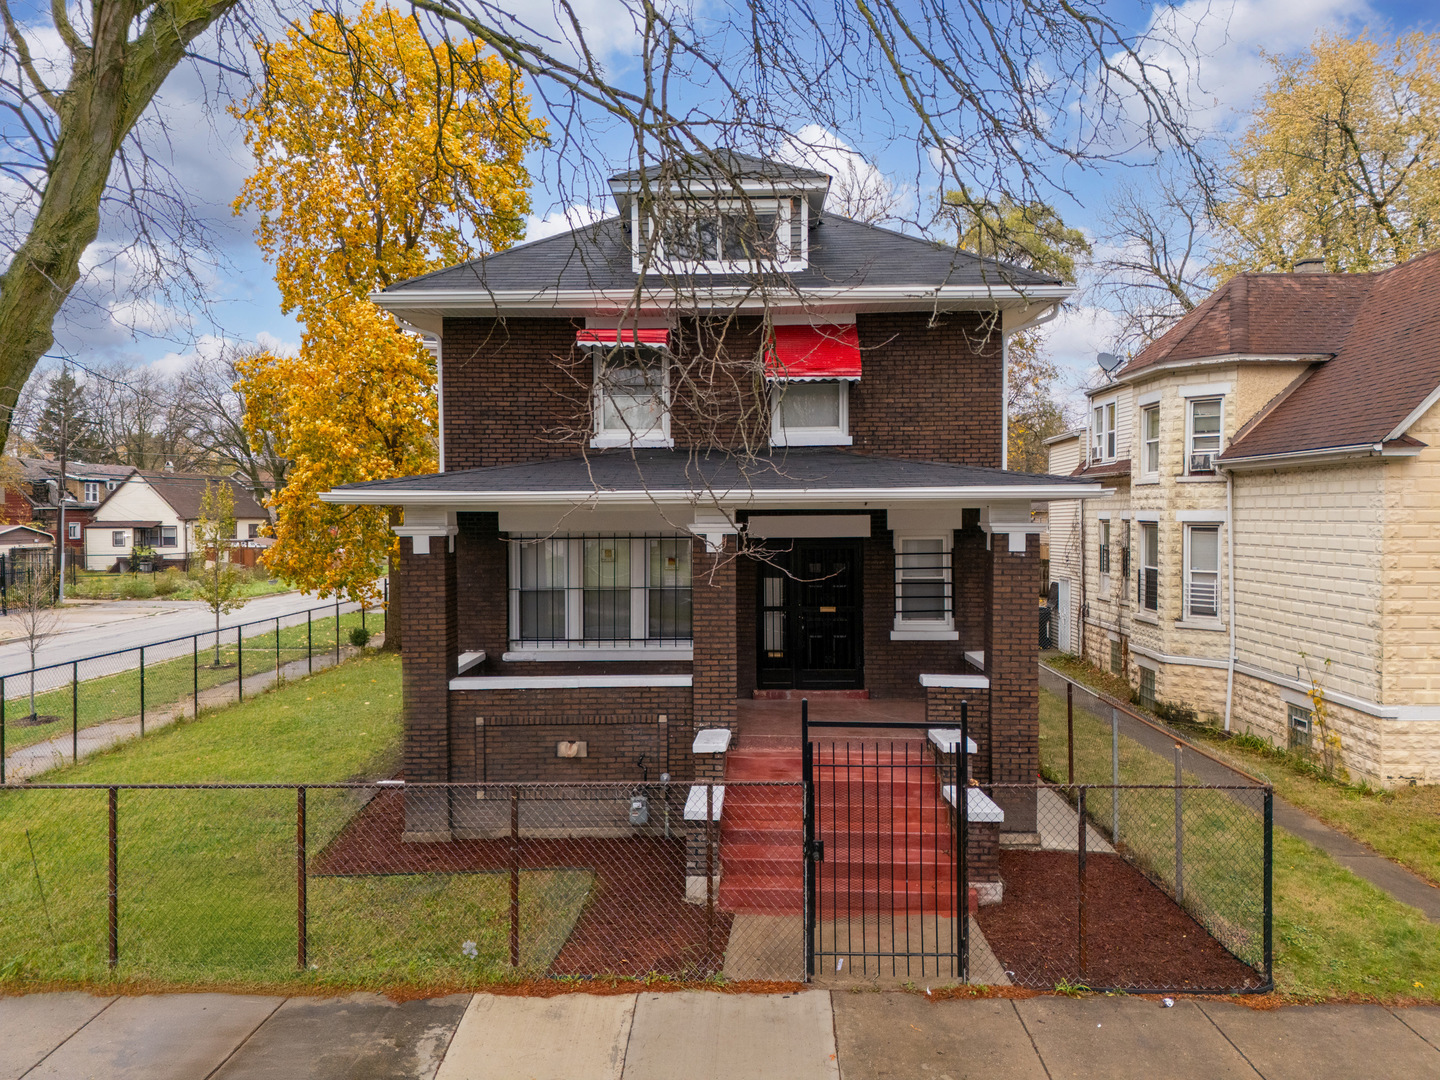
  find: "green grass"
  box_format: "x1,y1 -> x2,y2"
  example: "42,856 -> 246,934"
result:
1039,684 -> 1440,1001
1043,655 -> 1440,889
0,653 -> 592,990
70,571 -> 293,602
2,608 -> 373,756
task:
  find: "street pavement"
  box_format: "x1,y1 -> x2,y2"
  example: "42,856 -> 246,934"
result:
1,989 -> 1435,1079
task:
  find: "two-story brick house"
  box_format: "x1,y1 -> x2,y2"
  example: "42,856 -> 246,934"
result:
325,153 -> 1102,841
1049,252 -> 1440,785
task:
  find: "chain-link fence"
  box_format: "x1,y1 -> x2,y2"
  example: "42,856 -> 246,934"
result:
1,598 -> 381,782
0,780 -> 808,988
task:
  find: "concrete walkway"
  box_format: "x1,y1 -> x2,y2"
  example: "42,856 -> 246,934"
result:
2,989 -> 1435,1079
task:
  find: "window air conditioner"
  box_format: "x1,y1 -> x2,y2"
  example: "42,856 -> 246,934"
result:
1189,452 -> 1215,474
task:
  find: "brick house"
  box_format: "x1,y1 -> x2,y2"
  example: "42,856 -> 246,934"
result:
1048,252 -> 1440,786
12,458 -> 135,562
324,154 -> 1102,844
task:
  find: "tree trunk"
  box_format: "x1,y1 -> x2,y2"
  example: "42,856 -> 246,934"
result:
380,507 -> 403,652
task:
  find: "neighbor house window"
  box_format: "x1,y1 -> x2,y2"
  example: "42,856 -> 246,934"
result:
83,482 -> 100,503
894,536 -> 953,630
511,536 -> 692,647
1138,667 -> 1157,709
1138,523 -> 1159,611
112,531 -> 126,548
1185,525 -> 1221,619
1142,405 -> 1160,478
1091,400 -> 1117,462
772,381 -> 849,446
67,522 -> 80,540
1110,640 -> 1122,675
160,526 -> 177,547
591,347 -> 669,447
1287,704 -> 1313,751
248,524 -> 260,540
1099,521 -> 1112,575
1187,398 -> 1222,474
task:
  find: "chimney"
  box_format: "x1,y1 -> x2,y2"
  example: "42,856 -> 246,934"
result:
1293,258 -> 1326,274
164,460 -> 175,472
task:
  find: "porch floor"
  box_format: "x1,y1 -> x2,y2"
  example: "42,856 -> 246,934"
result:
735,697 -> 927,751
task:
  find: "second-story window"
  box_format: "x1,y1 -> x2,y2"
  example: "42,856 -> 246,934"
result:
1138,523 -> 1159,611
772,381 -> 849,446
644,197 -> 804,273
83,482 -> 100,503
1141,405 -> 1160,478
1187,397 -> 1222,474
590,343 -> 670,448
1091,400 -> 1116,462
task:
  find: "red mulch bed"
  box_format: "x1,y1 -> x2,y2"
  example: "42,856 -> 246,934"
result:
312,790 -> 731,978
975,850 -> 1262,991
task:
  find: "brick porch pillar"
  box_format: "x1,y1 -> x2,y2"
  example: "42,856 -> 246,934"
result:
691,534 -> 738,739
987,530 -> 1041,835
397,513 -> 459,841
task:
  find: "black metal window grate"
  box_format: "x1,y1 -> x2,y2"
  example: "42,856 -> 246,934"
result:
893,538 -> 953,624
509,535 -> 692,647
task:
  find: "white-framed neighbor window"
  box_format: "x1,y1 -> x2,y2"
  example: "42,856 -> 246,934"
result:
1141,404 -> 1160,478
112,530 -> 126,548
591,346 -> 670,447
771,380 -> 850,446
1187,397 -> 1222,474
82,482 -> 100,503
1138,522 -> 1159,612
642,196 -> 805,273
509,536 -> 692,648
160,526 -> 177,547
67,522 -> 80,540
1090,399 -> 1117,462
892,535 -> 954,637
1184,524 -> 1221,619
1099,520 -> 1112,576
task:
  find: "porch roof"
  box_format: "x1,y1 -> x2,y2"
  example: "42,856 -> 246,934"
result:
321,448 -> 1104,507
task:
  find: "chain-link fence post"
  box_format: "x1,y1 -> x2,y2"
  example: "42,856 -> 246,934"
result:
108,786 -> 119,969
958,699 -> 970,984
1173,744 -> 1184,904
509,786 -> 520,968
1110,707 -> 1120,843
297,786 -> 307,970
706,782 -> 715,964
193,634 -> 199,718
1,675 -> 6,784
275,618 -> 281,681
1066,680 -> 1074,784
801,697 -> 815,981
237,626 -> 244,702
1077,785 -> 1088,980
335,597 -> 341,663
307,610 -> 313,674
1263,786 -> 1274,987
139,646 -> 145,737
71,661 -> 78,762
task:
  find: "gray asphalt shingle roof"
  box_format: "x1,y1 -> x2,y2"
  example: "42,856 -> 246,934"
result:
333,448 -> 1092,496
380,215 -> 1062,296
609,151 -> 830,184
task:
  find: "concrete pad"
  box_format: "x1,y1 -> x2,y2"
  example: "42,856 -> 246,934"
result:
812,916 -> 1010,987
622,991 -> 839,1080
1390,1006 -> 1440,1049
23,993 -> 281,1080
214,993 -> 471,1079
1200,1002 -> 1440,1079
723,913 -> 804,982
1015,996 -> 1256,1080
0,993 -> 115,1080
435,992 -> 634,1080
832,993 -> 1046,1080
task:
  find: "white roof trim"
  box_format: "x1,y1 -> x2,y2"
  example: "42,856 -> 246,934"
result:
1219,442 -> 1422,470
1384,380 -> 1440,442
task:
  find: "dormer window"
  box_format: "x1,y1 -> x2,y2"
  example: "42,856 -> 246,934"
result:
635,196 -> 809,273
580,328 -> 672,448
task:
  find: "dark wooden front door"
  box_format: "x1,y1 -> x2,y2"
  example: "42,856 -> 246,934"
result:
757,540 -> 863,690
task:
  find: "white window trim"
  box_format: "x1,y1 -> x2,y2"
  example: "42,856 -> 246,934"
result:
1182,523 -> 1222,623
1179,382 -> 1234,398
1185,395 -> 1224,476
508,536 -> 691,650
590,348 -> 673,449
1136,389 -> 1162,407
1090,397 -> 1118,463
1140,403 -> 1161,481
892,533 -> 955,639
83,482 -> 100,503
1138,521 -> 1160,614
639,197 -> 807,275
771,380 -> 852,446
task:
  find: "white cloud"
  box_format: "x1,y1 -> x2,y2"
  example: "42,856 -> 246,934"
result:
1038,304 -> 1125,414
780,125 -> 907,223
524,202 -> 609,241
255,330 -> 299,357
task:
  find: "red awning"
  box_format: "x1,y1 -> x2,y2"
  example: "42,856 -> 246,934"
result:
576,327 -> 671,348
764,324 -> 862,380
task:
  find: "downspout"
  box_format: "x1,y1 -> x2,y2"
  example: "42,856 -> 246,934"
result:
1002,302 -> 1062,470
1223,466 -> 1236,731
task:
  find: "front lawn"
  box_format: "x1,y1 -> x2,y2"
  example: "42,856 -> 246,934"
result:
0,653 -> 592,990
69,569 -> 294,602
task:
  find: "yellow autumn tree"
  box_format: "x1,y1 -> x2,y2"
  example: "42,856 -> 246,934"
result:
232,3 -> 543,641
1212,31 -> 1440,276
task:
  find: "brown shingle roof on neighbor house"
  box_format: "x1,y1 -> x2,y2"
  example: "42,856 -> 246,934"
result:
1220,250 -> 1440,460
1069,458 -> 1132,480
133,473 -> 268,521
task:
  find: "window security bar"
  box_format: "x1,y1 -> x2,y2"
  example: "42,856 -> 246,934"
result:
893,542 -> 953,623
510,535 -> 693,647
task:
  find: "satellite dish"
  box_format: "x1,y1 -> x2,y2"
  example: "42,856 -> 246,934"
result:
1097,352 -> 1124,374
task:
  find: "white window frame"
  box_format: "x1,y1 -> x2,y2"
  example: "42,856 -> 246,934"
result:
1183,523 -> 1222,623
1098,519 -> 1112,592
67,522 -> 80,540
83,482 -> 100,503
160,526 -> 177,547
590,346 -> 673,449
112,530 -> 127,548
1141,404 -> 1160,480
639,196 -> 806,274
507,536 -> 694,654
1090,398 -> 1117,463
891,533 -> 956,640
1138,522 -> 1159,613
770,379 -> 852,446
1186,396 -> 1223,475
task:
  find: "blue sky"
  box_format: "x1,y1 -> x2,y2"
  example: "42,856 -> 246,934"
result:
14,0 -> 1438,401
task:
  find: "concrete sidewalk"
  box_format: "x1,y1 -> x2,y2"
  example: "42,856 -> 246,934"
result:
2,989 -> 1435,1079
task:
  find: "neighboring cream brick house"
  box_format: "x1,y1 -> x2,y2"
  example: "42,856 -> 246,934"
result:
83,472 -> 270,572
1048,253 -> 1440,786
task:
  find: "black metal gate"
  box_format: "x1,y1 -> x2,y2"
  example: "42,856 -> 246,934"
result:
802,700 -> 970,981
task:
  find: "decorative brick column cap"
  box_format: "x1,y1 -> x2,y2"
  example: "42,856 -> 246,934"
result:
394,508 -> 458,555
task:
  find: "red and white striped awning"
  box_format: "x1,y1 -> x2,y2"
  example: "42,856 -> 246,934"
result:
764,324 -> 862,381
576,327 -> 671,348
